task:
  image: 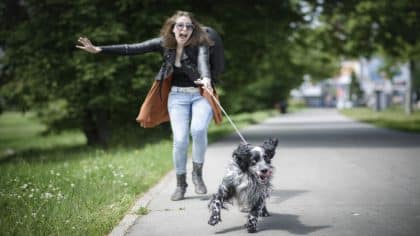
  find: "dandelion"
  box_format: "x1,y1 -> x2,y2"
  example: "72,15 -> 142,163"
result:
28,194 -> 33,198
70,183 -> 75,188
21,184 -> 28,189
56,172 -> 61,176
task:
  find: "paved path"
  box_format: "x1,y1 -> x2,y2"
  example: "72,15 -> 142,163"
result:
121,108 -> 420,236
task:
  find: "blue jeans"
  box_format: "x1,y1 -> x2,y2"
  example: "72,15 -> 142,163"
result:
168,89 -> 213,175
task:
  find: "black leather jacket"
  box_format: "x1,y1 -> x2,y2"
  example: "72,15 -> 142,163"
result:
99,27 -> 224,82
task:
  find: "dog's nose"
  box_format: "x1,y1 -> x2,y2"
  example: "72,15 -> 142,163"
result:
261,169 -> 268,174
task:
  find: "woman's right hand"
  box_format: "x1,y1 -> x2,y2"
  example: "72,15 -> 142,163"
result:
76,37 -> 101,53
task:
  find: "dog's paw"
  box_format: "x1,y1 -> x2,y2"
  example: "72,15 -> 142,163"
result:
208,213 -> 221,226
245,222 -> 257,233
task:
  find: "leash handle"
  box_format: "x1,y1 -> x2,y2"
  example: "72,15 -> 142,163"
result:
204,87 -> 248,144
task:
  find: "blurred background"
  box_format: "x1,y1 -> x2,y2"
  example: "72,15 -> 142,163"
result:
0,1 -> 419,235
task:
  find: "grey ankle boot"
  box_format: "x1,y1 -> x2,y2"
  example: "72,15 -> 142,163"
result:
192,162 -> 207,194
171,174 -> 187,201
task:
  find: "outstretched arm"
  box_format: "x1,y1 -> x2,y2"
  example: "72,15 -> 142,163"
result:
76,37 -> 162,55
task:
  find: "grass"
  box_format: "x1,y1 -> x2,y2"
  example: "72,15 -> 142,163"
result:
0,109 -> 277,236
340,106 -> 420,133
0,112 -> 86,156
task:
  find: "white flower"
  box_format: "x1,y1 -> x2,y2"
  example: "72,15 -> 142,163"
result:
43,192 -> 53,199
21,184 -> 28,189
70,183 -> 75,188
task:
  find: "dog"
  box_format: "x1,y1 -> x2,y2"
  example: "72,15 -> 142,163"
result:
208,138 -> 278,233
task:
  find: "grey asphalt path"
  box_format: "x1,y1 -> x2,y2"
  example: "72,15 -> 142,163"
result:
124,108 -> 420,236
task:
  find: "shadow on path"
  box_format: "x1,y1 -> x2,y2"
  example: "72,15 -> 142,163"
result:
213,189 -> 326,234
215,213 -> 330,235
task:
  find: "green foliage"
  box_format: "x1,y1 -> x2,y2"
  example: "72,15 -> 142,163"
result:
316,0 -> 420,113
1,0 -> 340,143
318,0 -> 420,61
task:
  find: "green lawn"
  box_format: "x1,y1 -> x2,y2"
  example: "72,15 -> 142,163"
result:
340,107 -> 420,133
0,109 -> 277,236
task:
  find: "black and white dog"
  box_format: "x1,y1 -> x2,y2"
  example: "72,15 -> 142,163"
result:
208,138 -> 278,233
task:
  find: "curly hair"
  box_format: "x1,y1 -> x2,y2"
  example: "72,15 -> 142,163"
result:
160,10 -> 214,49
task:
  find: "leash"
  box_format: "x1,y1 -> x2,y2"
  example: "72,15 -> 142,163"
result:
203,87 -> 248,144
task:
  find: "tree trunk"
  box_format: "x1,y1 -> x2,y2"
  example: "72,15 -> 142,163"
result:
82,108 -> 110,146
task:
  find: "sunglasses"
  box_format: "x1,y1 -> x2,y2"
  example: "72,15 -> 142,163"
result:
174,22 -> 195,31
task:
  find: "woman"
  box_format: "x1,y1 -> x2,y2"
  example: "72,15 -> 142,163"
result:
76,11 -> 223,201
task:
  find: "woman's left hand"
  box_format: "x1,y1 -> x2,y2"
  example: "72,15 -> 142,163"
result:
195,77 -> 213,94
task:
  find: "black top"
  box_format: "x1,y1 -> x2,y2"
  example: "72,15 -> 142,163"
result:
171,66 -> 197,87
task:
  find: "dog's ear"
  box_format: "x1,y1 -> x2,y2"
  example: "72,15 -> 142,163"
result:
262,138 -> 278,159
233,143 -> 251,172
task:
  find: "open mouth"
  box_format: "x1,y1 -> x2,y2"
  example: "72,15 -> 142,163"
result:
258,172 -> 272,181
178,33 -> 188,40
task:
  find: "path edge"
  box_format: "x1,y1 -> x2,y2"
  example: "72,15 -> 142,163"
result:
108,169 -> 175,236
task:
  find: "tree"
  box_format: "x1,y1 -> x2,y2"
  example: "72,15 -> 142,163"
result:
315,0 -> 420,114
1,0 -> 339,145
0,0 -> 170,145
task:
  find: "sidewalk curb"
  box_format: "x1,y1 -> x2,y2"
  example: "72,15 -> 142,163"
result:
108,169 -> 175,236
